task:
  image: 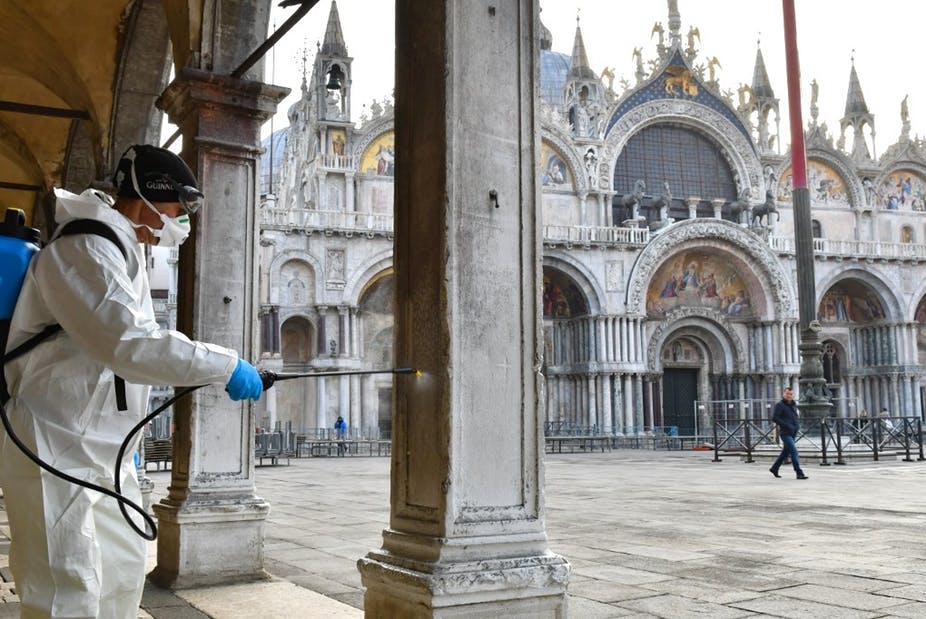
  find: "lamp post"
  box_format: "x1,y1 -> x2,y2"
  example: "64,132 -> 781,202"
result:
782,0 -> 833,423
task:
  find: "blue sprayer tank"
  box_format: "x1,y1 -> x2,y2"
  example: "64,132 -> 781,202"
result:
0,207 -> 40,354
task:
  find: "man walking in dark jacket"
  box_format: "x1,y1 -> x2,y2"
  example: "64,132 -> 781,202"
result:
770,387 -> 809,479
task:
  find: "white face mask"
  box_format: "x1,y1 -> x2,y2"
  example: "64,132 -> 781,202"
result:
129,156 -> 192,247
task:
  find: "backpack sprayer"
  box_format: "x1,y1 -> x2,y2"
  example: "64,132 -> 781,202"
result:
0,207 -> 418,540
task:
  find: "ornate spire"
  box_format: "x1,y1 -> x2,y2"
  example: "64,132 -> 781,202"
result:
844,56 -> 869,116
751,46 -> 775,100
568,14 -> 596,80
667,0 -> 681,46
320,0 -> 347,57
839,53 -> 876,161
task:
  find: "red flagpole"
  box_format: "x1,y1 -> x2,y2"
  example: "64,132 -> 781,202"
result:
781,0 -> 832,418
782,0 -> 806,190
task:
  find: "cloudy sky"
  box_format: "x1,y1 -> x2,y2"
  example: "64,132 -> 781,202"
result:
260,0 -> 925,156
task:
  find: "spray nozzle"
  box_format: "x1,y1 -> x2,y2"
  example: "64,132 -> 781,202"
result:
258,367 -> 420,391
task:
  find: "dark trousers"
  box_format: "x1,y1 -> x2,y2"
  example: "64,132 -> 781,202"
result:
772,434 -> 803,475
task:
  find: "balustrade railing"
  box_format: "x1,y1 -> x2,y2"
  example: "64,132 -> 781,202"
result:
769,236 -> 926,260
543,224 -> 650,246
319,154 -> 355,170
259,209 -> 926,260
262,208 -> 394,233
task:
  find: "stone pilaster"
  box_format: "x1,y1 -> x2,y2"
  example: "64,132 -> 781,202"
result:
149,68 -> 288,589
357,1 -> 569,616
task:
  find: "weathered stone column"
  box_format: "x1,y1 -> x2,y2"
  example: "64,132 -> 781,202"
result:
149,68 -> 287,588
358,1 -> 569,616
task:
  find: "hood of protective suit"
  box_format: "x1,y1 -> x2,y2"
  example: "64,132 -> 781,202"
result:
53,188 -> 138,241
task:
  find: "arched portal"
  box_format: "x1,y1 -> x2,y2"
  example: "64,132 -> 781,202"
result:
659,335 -> 706,435
281,316 -> 315,365
276,316 -> 317,431
652,314 -> 743,436
818,275 -> 902,417
359,273 -> 394,435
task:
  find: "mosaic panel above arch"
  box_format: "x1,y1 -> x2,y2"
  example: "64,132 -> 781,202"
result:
627,219 -> 792,318
359,131 -> 395,176
540,141 -> 574,189
647,250 -> 755,319
818,280 -> 886,323
543,266 -> 587,318
777,160 -> 851,207
878,169 -> 926,211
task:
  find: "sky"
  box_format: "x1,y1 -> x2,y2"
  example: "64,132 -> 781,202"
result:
258,0 -> 926,157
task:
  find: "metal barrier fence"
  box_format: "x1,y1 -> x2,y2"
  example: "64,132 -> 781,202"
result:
711,415 -> 925,464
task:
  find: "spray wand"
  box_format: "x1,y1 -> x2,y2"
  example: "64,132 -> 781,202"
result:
258,366 -> 419,390
2,364 -> 419,541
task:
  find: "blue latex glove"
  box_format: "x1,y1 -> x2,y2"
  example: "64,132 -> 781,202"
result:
226,359 -> 263,401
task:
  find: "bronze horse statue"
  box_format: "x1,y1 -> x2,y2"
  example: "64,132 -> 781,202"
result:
728,187 -> 751,223
752,189 -> 780,226
650,181 -> 673,221
620,179 -> 646,221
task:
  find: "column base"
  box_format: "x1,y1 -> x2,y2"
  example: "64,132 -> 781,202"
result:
138,473 -> 154,514
148,494 -> 270,589
358,533 -> 569,618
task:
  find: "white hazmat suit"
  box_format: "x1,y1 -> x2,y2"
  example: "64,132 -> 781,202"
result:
0,189 -> 239,618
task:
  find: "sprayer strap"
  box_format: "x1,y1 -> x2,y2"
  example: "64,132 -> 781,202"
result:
1,324 -> 63,403
1,220 -> 131,408
55,219 -> 128,262
2,324 -> 62,366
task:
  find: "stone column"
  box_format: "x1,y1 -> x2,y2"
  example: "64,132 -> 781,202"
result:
270,306 -> 280,355
350,374 -> 362,433
358,2 -> 569,615
266,382 -> 278,431
350,307 -> 360,356
612,375 -> 624,435
316,377 -> 328,430
600,374 -> 613,433
711,197 -> 725,219
686,196 -> 700,219
338,305 -> 349,357
151,68 -> 288,588
316,305 -> 328,355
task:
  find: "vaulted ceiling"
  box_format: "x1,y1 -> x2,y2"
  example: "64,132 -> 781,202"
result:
1,0 -> 301,234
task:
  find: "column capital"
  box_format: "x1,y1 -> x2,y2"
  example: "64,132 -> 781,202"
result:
158,68 -> 289,144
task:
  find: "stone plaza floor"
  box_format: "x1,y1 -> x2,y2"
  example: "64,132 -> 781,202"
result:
4,449 -> 926,617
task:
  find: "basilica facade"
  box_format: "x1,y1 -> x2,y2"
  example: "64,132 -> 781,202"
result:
255,1 -> 926,437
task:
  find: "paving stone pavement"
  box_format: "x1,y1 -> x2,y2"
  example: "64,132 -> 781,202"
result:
3,449 -> 926,617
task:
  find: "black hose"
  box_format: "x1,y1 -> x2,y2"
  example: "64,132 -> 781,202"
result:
1,365 -> 417,540
0,384 -> 205,541
113,385 -> 202,539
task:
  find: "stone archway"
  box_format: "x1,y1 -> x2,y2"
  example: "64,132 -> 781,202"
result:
651,313 -> 744,436
358,272 -> 394,435
659,334 -> 707,435
277,316 -> 317,432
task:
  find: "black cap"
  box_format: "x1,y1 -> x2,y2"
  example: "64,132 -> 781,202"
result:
112,144 -> 198,202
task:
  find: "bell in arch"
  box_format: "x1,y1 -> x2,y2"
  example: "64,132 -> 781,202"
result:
326,65 -> 343,91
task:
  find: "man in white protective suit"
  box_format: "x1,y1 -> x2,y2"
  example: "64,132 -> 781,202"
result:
0,144 -> 264,618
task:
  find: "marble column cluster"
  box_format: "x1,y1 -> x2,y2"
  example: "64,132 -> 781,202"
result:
543,305 -> 926,431
544,314 -> 648,435
543,315 -> 823,433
